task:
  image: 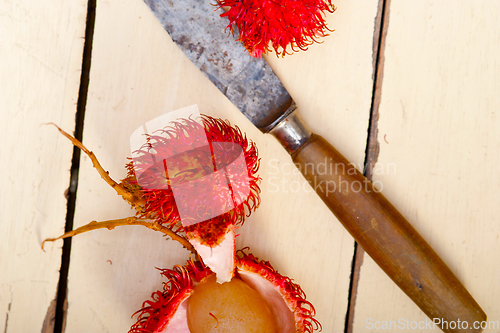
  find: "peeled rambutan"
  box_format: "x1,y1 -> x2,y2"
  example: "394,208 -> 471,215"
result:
216,0 -> 336,57
130,250 -> 321,333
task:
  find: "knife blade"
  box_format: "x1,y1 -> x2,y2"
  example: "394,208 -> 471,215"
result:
143,0 -> 293,132
143,0 -> 486,331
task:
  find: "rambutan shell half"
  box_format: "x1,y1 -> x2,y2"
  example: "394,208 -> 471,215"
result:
130,252 -> 321,333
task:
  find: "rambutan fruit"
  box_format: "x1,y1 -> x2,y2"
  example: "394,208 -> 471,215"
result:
122,115 -> 261,282
130,250 -> 321,333
43,115 -> 261,283
216,0 -> 336,57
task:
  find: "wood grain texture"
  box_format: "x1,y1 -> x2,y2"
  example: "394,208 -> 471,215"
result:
0,0 -> 88,332
353,0 -> 500,332
60,0 -> 380,332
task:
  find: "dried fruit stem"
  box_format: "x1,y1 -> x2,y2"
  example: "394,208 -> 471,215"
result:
48,123 -> 145,211
42,216 -> 195,253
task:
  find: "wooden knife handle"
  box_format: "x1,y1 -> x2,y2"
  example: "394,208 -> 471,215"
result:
292,134 -> 485,332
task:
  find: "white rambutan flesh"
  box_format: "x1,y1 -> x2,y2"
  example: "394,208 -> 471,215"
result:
188,224 -> 235,283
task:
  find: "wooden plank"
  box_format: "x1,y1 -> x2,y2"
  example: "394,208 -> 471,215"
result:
0,0 -> 88,332
353,0 -> 500,332
61,0 -> 380,331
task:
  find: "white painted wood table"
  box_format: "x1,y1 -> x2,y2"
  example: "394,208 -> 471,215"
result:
1,0 -> 499,332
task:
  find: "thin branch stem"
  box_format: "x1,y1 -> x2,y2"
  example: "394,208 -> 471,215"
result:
47,123 -> 145,211
42,216 -> 195,253
44,124 -> 195,253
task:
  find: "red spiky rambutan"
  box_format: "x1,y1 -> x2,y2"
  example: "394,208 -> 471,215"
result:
123,116 -> 260,240
123,115 -> 261,282
216,0 -> 336,57
130,250 -> 321,333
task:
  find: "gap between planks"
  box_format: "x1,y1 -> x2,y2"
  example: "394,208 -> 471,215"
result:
48,0 -> 97,332
345,0 -> 391,332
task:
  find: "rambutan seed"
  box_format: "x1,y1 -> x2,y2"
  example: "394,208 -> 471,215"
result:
186,274 -> 278,333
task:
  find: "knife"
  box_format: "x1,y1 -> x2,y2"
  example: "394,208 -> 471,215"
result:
143,0 -> 486,331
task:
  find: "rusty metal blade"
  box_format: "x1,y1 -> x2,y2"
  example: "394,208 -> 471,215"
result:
143,0 -> 292,132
